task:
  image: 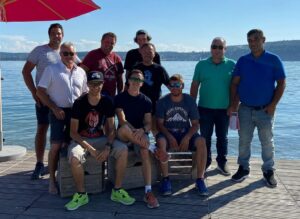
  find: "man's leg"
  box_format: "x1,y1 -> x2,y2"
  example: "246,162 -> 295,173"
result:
48,142 -> 61,194
117,124 -> 148,148
215,109 -> 230,175
198,107 -> 214,169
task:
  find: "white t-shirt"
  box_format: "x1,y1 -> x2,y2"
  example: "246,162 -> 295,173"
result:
38,62 -> 87,108
27,44 -> 61,84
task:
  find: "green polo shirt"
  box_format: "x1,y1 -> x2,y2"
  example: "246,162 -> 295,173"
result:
192,57 -> 235,109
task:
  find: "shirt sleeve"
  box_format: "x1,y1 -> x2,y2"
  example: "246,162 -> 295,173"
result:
27,47 -> 39,64
155,98 -> 165,119
115,55 -> 124,75
37,66 -> 52,89
154,52 -> 161,65
71,99 -> 81,119
124,50 -> 133,70
81,51 -> 94,71
192,62 -> 201,82
104,98 -> 115,118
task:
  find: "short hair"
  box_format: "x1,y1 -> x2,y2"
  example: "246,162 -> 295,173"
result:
140,42 -> 156,51
211,37 -> 226,47
48,23 -> 63,36
134,29 -> 152,43
60,42 -> 76,52
128,69 -> 144,80
169,74 -> 184,83
101,32 -> 117,41
247,29 -> 264,38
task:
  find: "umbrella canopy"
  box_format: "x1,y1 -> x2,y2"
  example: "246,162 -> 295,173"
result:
0,0 -> 100,22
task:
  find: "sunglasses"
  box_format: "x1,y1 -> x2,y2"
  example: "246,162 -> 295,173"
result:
62,51 -> 75,57
129,77 -> 144,83
169,82 -> 182,88
211,45 -> 224,50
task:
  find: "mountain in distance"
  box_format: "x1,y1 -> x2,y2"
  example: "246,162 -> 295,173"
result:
1,40 -> 300,61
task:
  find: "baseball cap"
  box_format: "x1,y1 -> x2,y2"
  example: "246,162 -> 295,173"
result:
87,71 -> 104,82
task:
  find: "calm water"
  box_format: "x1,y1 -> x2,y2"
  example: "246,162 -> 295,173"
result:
1,61 -> 299,159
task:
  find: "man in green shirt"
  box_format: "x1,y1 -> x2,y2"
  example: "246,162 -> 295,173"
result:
190,37 -> 235,176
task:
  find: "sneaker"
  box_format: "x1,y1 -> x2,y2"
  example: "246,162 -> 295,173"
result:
154,148 -> 170,164
144,191 -> 159,208
217,163 -> 231,176
111,188 -> 136,205
263,170 -> 277,188
231,165 -> 250,182
196,178 -> 208,196
65,193 -> 89,211
160,178 -> 172,196
31,162 -> 44,180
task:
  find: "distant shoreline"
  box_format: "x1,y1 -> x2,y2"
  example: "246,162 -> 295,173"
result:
1,40 -> 300,61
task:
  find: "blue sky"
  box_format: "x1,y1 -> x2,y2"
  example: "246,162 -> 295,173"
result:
0,0 -> 299,53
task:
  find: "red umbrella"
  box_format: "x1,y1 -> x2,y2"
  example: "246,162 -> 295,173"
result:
0,0 -> 100,161
0,0 -> 101,22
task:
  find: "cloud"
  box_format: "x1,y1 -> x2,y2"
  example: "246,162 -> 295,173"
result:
0,35 -> 39,52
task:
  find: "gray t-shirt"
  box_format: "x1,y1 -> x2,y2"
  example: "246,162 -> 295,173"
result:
27,44 -> 60,84
156,93 -> 199,132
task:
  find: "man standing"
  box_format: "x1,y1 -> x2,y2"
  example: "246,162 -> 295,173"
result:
229,29 -> 286,188
124,30 -> 161,76
65,71 -> 135,211
134,42 -> 169,135
115,69 -> 160,209
37,42 -> 87,194
156,74 -> 208,196
81,32 -> 124,97
22,23 -> 63,180
190,37 -> 235,176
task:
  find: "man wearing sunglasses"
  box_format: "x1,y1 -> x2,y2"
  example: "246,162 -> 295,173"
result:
36,42 -> 87,194
65,71 -> 135,211
156,74 -> 208,196
115,69 -> 160,209
190,37 -> 235,176
22,23 -> 64,180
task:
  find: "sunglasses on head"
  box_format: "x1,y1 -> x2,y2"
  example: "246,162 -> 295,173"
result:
169,82 -> 182,88
211,45 -> 224,50
129,77 -> 144,83
62,51 -> 75,57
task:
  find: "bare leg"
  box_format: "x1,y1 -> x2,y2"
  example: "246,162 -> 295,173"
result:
195,137 -> 207,178
117,125 -> 149,148
140,148 -> 152,185
157,137 -> 169,177
70,157 -> 85,193
114,148 -> 128,188
48,143 -> 61,194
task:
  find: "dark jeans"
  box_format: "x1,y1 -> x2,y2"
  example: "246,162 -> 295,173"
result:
198,107 -> 229,167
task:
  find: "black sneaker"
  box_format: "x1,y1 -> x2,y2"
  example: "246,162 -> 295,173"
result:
217,163 -> 231,176
31,162 -> 44,180
231,165 -> 249,182
263,170 -> 277,188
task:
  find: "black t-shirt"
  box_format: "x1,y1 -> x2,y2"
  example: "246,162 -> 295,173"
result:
115,91 -> 152,129
72,93 -> 115,138
133,63 -> 169,113
124,48 -> 161,71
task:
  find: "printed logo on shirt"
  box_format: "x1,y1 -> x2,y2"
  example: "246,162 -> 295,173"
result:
144,70 -> 153,86
80,110 -> 103,138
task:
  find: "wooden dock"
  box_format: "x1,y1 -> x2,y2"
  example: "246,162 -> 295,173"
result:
0,151 -> 299,219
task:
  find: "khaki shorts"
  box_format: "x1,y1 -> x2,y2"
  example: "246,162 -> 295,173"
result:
68,137 -> 127,164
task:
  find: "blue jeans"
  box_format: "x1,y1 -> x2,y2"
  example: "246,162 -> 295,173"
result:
238,104 -> 275,172
198,107 -> 229,167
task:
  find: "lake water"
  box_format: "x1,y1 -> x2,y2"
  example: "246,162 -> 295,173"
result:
0,61 -> 299,160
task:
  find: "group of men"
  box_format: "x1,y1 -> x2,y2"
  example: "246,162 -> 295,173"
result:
22,23 -> 286,211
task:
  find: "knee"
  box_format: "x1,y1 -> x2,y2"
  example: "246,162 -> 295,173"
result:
117,124 -> 132,137
70,156 -> 80,166
156,137 -> 167,150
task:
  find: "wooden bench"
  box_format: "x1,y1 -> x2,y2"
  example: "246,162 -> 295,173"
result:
107,150 -> 159,189
168,152 -> 197,179
57,148 -> 104,198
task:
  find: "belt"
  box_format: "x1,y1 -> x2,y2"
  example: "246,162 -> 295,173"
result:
242,103 -> 267,111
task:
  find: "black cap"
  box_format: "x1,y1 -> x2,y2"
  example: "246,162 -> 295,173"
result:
87,71 -> 104,82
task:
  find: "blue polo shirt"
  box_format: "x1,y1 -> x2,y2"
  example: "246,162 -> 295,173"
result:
233,51 -> 286,106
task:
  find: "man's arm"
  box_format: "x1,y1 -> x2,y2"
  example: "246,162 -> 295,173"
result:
22,61 -> 40,104
190,81 -> 200,100
36,87 -> 64,120
227,76 -> 240,116
266,79 -> 286,115
116,73 -> 124,94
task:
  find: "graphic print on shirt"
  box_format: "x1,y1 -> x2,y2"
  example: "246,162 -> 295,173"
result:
166,107 -> 188,123
144,70 -> 154,86
98,57 -> 117,82
80,110 -> 103,138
